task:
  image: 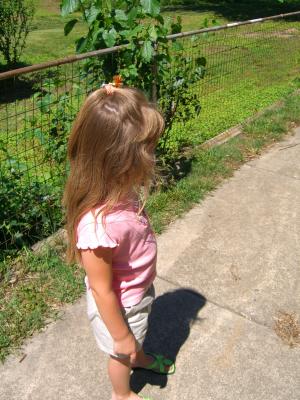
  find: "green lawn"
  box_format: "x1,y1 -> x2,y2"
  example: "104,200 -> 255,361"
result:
1,1 -> 228,66
14,0 -> 300,65
22,10 -> 224,65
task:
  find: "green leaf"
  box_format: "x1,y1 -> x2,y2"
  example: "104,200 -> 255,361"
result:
86,5 -> 99,24
75,36 -> 88,53
64,19 -> 78,36
141,40 -> 153,63
140,0 -> 160,16
102,28 -> 117,47
171,41 -> 183,52
121,64 -> 138,79
194,66 -> 205,79
115,9 -> 127,22
92,25 -> 104,40
155,14 -> 164,25
103,0 -> 112,12
38,94 -> 53,113
127,6 -> 138,24
33,129 -> 46,145
149,25 -> 158,42
171,21 -> 181,34
119,25 -> 141,42
156,24 -> 168,38
61,0 -> 80,17
196,56 -> 207,67
129,65 -> 138,77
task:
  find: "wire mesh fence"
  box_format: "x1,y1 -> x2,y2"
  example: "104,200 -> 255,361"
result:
0,11 -> 299,259
161,12 -> 300,148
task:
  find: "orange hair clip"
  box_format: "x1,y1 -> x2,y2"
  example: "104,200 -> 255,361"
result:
113,75 -> 123,87
101,75 -> 123,95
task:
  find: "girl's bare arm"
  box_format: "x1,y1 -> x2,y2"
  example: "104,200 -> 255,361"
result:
80,247 -> 137,355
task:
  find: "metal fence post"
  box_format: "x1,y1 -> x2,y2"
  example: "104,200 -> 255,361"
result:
151,42 -> 158,104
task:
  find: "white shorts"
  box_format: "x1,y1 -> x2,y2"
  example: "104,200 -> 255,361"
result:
85,278 -> 155,359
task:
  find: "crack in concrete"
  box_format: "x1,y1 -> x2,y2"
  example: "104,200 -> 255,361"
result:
156,274 -> 272,332
278,142 -> 300,150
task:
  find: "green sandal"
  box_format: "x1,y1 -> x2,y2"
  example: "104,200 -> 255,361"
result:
134,352 -> 176,375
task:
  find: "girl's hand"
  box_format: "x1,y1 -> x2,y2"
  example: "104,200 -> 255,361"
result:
114,331 -> 138,357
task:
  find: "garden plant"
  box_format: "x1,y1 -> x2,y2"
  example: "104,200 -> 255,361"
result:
0,0 -> 35,68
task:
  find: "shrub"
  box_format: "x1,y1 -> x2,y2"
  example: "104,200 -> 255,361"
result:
61,0 -> 206,161
0,163 -> 63,260
0,0 -> 35,67
28,81 -> 79,165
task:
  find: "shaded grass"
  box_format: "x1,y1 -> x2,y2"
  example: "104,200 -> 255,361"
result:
162,0 -> 300,22
1,91 -> 300,363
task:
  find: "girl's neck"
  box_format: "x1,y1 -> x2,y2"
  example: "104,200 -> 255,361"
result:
120,189 -> 138,201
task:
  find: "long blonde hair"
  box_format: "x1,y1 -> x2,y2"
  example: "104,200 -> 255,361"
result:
62,86 -> 165,264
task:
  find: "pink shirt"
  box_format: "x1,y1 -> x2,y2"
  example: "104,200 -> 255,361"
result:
76,197 -> 157,307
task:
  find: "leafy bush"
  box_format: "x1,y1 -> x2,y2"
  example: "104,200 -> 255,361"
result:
61,0 -> 186,95
0,162 -> 63,259
27,81 -> 79,165
0,0 -> 35,67
0,74 -> 76,257
61,0 -> 206,161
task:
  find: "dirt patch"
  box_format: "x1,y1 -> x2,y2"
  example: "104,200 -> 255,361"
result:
273,311 -> 300,348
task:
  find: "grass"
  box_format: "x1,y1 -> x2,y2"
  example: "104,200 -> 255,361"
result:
17,0 -> 300,65
1,91 -> 300,363
0,1 -> 227,66
160,18 -> 300,153
0,242 -> 85,363
21,11 -> 222,65
1,0 -> 299,65
147,92 -> 300,232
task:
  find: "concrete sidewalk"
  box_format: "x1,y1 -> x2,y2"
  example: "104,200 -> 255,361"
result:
1,128 -> 300,400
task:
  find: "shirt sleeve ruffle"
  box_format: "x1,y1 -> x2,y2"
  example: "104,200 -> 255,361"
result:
76,214 -> 119,250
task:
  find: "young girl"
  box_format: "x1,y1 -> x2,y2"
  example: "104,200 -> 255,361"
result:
62,82 -> 175,400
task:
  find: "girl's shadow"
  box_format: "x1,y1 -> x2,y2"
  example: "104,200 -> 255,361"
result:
130,288 -> 206,392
